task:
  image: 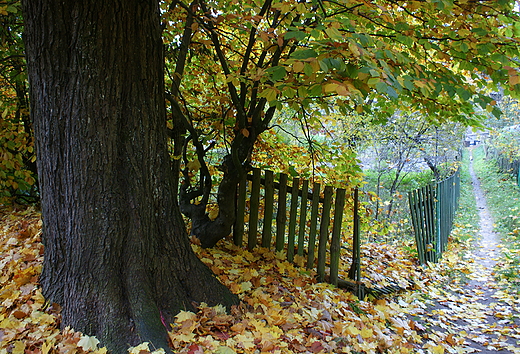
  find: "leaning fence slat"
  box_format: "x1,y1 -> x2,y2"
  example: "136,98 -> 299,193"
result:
348,188 -> 361,281
233,173 -> 247,246
420,187 -> 432,263
317,186 -> 333,282
408,190 -> 424,264
248,168 -> 261,250
427,185 -> 437,262
416,187 -> 428,264
409,168 -> 460,264
276,173 -> 288,252
287,177 -> 300,262
297,179 -> 309,256
262,170 -> 275,248
329,188 -> 346,286
306,182 -> 321,269
421,186 -> 430,262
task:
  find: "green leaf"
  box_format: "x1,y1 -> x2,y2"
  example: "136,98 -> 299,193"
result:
304,63 -> 314,76
267,66 -> 287,81
325,27 -> 343,40
319,60 -> 329,72
367,77 -> 380,86
259,87 -> 278,101
290,49 -> 317,60
285,31 -> 307,41
309,84 -> 322,96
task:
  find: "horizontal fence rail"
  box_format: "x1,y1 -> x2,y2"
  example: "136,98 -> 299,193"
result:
408,169 -> 460,264
232,168 -> 358,287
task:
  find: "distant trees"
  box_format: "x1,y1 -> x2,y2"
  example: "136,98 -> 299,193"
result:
0,2 -> 36,203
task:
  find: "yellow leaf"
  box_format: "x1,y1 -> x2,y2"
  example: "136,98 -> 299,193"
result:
175,310 -> 197,322
240,281 -> 252,292
428,345 -> 445,354
325,27 -> 343,40
293,61 -> 305,72
261,87 -> 278,101
360,327 -> 373,338
187,159 -> 201,172
241,128 -> 250,137
42,341 -> 53,354
234,333 -> 256,349
324,83 -> 339,93
349,42 -> 360,57
215,346 -> 237,354
335,84 -> 350,96
12,341 -> 25,354
208,206 -> 219,220
345,324 -> 360,336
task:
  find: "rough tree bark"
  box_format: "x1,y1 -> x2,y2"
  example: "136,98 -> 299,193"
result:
21,1 -> 239,352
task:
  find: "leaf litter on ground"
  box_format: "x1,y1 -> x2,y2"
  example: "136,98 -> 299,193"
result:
1,206 -> 519,353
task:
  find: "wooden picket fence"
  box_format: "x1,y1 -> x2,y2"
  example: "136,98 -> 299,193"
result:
232,168 -> 360,287
408,169 -> 460,264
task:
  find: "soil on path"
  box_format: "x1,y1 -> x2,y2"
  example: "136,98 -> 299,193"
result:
411,149 -> 520,353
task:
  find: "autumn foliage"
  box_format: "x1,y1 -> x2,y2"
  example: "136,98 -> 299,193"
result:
5,202 -> 520,354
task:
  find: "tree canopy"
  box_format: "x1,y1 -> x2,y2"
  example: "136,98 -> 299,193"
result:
159,0 -> 520,246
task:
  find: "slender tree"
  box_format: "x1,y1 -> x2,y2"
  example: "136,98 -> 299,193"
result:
21,1 -> 238,352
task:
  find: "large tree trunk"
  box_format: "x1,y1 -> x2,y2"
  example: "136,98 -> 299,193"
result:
21,1 -> 238,353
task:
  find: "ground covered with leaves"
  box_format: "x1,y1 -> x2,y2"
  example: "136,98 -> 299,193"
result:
0,197 -> 519,353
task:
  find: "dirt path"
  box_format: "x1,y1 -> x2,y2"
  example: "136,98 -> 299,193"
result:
411,149 -> 520,353
459,149 -> 520,353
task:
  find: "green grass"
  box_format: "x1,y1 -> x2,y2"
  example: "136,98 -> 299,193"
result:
472,146 -> 520,237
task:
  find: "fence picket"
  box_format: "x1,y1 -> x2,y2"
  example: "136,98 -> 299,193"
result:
329,188 -> 346,286
231,169 -> 360,288
408,169 -> 460,264
287,177 -> 299,262
408,190 -> 424,264
317,186 -> 333,282
262,170 -> 275,248
276,173 -> 288,252
233,173 -> 247,246
248,168 -> 261,250
306,182 -> 321,269
297,179 -> 309,256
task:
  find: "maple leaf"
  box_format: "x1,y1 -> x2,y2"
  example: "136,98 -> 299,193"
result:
77,334 -> 100,351
214,346 -> 237,354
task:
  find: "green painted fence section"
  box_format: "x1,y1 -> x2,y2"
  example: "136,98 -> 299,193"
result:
408,169 -> 460,264
233,168 -> 359,287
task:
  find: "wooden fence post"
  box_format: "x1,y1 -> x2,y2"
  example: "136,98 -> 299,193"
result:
287,177 -> 300,262
261,170 -> 275,248
248,168 -> 261,250
233,173 -> 247,246
297,179 -> 309,256
317,186 -> 333,282
275,173 -> 288,252
329,188 -> 346,286
306,182 -> 321,269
